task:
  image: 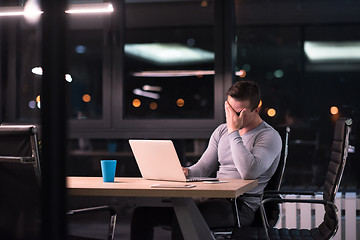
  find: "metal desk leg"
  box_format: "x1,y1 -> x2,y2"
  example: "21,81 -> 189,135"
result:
171,197 -> 216,240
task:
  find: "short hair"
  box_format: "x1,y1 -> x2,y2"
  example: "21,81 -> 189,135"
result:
226,81 -> 261,111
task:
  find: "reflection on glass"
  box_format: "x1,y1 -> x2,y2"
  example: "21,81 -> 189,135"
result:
304,41 -> 360,62
235,15 -> 360,187
124,28 -> 214,119
15,19 -> 41,121
125,43 -> 214,66
66,29 -> 103,120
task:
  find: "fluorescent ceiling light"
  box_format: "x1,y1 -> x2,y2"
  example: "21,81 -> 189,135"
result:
142,85 -> 162,92
304,41 -> 360,62
65,3 -> 114,14
132,70 -> 245,77
0,2 -> 113,17
133,88 -> 160,99
132,70 -> 214,77
125,43 -> 214,66
0,6 -> 37,16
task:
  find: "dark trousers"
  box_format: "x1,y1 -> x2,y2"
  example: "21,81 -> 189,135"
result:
130,198 -> 255,240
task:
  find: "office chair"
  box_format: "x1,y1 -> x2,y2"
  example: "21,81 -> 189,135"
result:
212,127 -> 290,239
0,125 -> 42,239
247,126 -> 290,228
231,117 -> 352,240
0,125 -> 117,240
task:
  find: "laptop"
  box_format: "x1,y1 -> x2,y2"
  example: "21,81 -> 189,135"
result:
129,139 -> 218,182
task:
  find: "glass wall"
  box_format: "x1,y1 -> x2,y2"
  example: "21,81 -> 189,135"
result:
0,2 -> 112,124
1,0 -> 359,187
0,17 -> 42,122
124,27 -> 215,119
235,0 -> 360,187
66,15 -> 106,120
122,1 -> 216,120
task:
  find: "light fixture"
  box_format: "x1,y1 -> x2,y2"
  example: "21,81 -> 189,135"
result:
142,85 -> 162,92
125,43 -> 214,66
304,41 -> 360,62
0,6 -> 28,16
0,2 -> 113,17
31,66 -> 72,82
132,70 -> 214,77
133,89 -> 160,100
132,70 -> 245,78
65,3 -> 114,14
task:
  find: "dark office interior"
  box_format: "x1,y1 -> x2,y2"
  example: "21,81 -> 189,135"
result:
0,0 -> 359,239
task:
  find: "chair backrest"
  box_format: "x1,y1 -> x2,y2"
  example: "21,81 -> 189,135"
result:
319,117 -> 352,239
265,126 -> 290,192
0,125 -> 41,239
251,126 -> 290,227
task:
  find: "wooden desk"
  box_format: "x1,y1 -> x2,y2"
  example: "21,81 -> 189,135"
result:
67,177 -> 258,240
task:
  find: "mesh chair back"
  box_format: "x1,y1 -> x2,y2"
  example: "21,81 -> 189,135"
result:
318,118 -> 352,239
0,125 -> 41,239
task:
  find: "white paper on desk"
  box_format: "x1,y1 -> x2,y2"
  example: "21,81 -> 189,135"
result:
202,180 -> 228,184
150,184 -> 196,188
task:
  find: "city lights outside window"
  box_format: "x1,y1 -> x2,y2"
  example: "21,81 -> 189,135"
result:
267,108 -> 276,117
82,94 -> 91,103
149,102 -> 158,110
177,99 -> 185,107
235,70 -> 246,78
132,99 -> 141,108
330,106 -> 339,115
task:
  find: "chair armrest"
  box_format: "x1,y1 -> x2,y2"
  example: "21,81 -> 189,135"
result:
67,205 -> 117,240
242,190 -> 319,199
261,197 -> 336,208
263,190 -> 321,196
241,193 -> 263,198
67,205 -> 116,216
0,156 -> 35,163
259,197 -> 338,238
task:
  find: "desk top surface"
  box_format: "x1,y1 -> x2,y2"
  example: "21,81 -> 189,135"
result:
67,177 -> 258,198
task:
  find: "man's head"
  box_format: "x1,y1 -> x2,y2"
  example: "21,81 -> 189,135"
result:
226,81 -> 261,112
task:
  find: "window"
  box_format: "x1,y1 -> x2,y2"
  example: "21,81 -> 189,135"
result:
123,28 -> 215,119
235,0 -> 360,187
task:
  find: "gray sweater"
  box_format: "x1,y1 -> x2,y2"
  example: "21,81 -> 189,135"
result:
188,121 -> 282,211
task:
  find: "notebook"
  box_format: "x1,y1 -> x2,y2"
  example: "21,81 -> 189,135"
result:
129,139 -> 218,182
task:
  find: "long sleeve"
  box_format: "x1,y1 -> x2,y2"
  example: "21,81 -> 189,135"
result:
188,126 -> 224,177
228,129 -> 282,180
188,122 -> 282,211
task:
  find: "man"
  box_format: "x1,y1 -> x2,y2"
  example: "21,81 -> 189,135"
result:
131,81 -> 282,239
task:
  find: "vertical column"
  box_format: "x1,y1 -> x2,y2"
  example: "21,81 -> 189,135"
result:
214,0 -> 235,122
40,0 -> 67,239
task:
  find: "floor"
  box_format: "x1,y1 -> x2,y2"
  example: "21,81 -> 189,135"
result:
67,193 -> 360,240
68,207 -> 172,240
67,197 -> 172,240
